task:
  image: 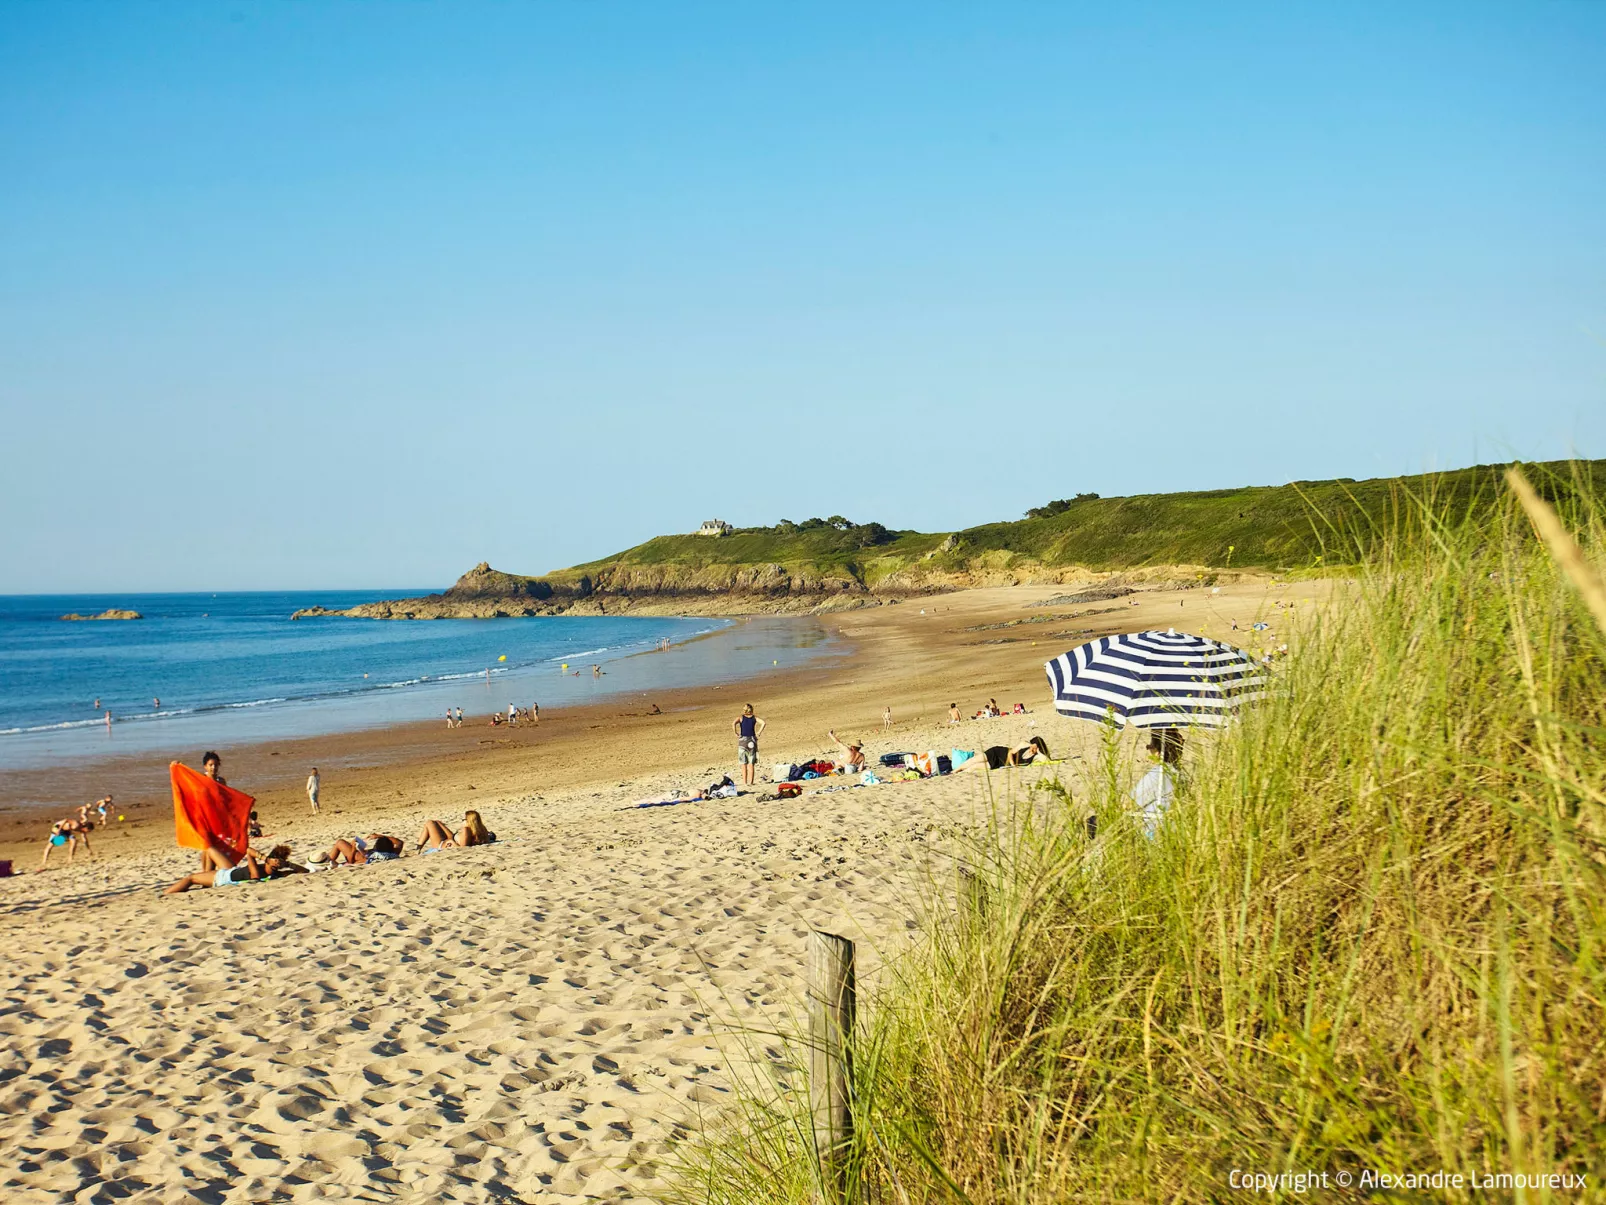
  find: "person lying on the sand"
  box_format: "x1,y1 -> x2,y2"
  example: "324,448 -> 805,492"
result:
416,819 -> 457,852
827,730 -> 868,771
457,809 -> 496,846
164,844 -> 304,893
959,737 -> 1055,772
1007,736 -> 1053,765
416,809 -> 496,853
328,834 -> 404,864
38,816 -> 96,870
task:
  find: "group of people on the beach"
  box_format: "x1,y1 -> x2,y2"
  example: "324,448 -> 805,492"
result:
162,809 -> 497,894
947,698 -> 1028,722
483,702 -> 539,727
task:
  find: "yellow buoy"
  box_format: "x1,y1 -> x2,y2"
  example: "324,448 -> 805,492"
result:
498,654 -> 507,662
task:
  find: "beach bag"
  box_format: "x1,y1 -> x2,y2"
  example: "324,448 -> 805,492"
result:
951,749 -> 975,766
880,752 -> 912,767
937,755 -> 952,775
774,763 -> 799,782
777,781 -> 803,798
915,752 -> 939,777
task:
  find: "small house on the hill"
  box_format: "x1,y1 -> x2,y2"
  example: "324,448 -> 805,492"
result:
697,519 -> 733,537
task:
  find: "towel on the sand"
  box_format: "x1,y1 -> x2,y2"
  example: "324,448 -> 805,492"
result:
170,761 -> 254,857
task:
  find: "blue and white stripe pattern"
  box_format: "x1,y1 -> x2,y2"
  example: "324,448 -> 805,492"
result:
1044,629 -> 1265,729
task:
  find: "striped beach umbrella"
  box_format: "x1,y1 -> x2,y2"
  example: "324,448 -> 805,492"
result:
1044,628 -> 1266,729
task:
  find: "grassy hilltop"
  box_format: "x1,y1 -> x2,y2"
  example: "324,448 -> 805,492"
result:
300,458 -> 1605,618
547,458 -> 1605,589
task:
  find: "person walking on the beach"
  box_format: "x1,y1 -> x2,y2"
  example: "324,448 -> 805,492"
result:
882,705 -> 893,730
733,703 -> 766,786
455,706 -> 464,727
446,709 -> 454,728
306,767 -> 321,815
507,702 -> 518,726
529,702 -> 539,724
104,709 -> 112,731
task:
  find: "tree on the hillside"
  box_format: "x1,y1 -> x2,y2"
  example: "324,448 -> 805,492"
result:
851,522 -> 893,547
1026,493 -> 1100,519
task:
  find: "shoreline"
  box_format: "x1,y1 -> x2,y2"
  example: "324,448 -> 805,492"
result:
0,578 -> 1322,870
0,614 -> 848,844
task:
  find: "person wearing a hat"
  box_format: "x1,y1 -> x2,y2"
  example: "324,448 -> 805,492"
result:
828,730 -> 868,773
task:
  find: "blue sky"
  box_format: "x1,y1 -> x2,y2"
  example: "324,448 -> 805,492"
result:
1,2 -> 1601,592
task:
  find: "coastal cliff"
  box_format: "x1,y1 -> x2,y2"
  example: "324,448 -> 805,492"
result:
289,459 -> 1605,620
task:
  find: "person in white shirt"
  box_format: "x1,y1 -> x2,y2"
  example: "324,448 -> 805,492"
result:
1133,728 -> 1182,837
306,767 -> 321,815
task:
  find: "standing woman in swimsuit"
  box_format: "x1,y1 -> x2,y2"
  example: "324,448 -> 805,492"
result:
733,704 -> 766,787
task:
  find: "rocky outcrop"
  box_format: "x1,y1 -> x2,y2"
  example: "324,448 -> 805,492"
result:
291,558 -> 879,620
61,609 -> 143,621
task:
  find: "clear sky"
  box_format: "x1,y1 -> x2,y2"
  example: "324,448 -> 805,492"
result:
1,3 -> 1602,593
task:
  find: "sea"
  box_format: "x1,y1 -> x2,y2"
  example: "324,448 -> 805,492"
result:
0,591 -> 838,771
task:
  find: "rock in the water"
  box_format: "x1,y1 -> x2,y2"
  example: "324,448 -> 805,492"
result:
61,608 -> 143,621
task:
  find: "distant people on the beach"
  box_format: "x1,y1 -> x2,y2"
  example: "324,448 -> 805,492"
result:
647,703 -> 661,715
828,730 -> 867,771
883,706 -> 893,730
202,751 -> 227,786
592,664 -> 602,677
446,709 -> 454,728
507,703 -> 518,726
80,796 -> 112,826
949,703 -> 962,723
529,702 -> 538,723
306,767 -> 321,814
248,810 -> 264,838
733,703 -> 766,786
38,815 -> 95,870
104,709 -> 112,730
489,711 -> 503,726
454,706 -> 464,726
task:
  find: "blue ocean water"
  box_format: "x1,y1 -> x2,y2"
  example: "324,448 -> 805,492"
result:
0,592 -> 836,769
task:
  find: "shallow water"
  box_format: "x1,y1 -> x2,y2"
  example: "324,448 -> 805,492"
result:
0,591 -> 837,769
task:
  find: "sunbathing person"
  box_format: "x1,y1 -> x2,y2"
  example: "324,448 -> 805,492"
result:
827,730 -> 868,772
1007,736 -> 1053,766
416,819 -> 457,851
164,844 -> 304,893
328,833 -> 403,864
456,809 -> 496,846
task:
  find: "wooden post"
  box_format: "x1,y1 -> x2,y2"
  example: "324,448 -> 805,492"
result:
809,930 -> 855,1201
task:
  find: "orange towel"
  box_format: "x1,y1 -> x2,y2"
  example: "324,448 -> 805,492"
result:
170,762 -> 254,856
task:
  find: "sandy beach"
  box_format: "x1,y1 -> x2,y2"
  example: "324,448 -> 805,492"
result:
0,579 -> 1326,1203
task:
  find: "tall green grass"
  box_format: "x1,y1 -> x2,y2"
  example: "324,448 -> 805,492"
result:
668,471 -> 1606,1202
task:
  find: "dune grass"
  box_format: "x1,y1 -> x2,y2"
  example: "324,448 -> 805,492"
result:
666,467 -> 1606,1202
